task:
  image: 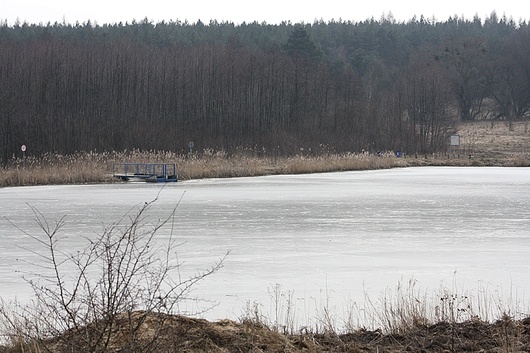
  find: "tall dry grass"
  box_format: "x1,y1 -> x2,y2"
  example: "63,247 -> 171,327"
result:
355,279 -> 528,335
0,149 -> 411,188
240,278 -> 529,337
1,148 -> 528,188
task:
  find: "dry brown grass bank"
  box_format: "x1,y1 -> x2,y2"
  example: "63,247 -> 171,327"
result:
2,148 -> 528,188
2,311 -> 529,352
0,150 -> 411,188
0,150 -> 527,188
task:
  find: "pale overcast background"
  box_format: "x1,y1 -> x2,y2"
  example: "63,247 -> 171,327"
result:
1,0 -> 529,25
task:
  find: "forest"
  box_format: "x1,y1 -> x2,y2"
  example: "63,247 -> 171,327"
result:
1,13 -> 529,164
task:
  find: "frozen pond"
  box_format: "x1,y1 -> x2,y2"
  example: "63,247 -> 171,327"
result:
1,167 -> 529,328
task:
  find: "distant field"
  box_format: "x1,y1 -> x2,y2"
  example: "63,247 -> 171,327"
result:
456,120 -> 530,161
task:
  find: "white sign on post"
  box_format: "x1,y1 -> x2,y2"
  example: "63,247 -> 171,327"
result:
21,144 -> 27,152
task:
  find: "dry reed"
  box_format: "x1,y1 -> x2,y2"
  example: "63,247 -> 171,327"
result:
1,148 -> 528,188
0,149 -> 407,188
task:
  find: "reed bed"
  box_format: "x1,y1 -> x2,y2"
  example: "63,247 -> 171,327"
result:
1,148 -> 528,188
0,149 -> 407,187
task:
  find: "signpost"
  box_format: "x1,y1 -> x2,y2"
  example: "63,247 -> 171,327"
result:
21,144 -> 27,168
450,135 -> 460,157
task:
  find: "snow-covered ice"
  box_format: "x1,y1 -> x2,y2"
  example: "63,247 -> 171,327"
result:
1,167 -> 529,328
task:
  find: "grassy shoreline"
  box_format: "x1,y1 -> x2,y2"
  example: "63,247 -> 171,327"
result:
2,149 -> 529,188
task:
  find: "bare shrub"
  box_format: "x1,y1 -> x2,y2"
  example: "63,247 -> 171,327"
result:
0,194 -> 227,352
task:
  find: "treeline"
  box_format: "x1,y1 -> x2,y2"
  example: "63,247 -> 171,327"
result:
1,14 -> 529,163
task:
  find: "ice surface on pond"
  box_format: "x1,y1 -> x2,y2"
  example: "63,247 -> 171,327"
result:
1,167 -> 529,328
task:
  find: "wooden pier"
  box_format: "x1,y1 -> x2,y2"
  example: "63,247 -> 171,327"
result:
112,163 -> 178,182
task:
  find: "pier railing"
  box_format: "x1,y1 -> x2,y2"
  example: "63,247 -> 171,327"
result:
112,163 -> 177,182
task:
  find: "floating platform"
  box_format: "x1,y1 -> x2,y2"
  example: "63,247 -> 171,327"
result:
112,163 -> 178,182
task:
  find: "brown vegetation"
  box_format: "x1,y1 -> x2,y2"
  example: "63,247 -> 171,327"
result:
0,149 -> 406,187
2,311 -> 529,352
